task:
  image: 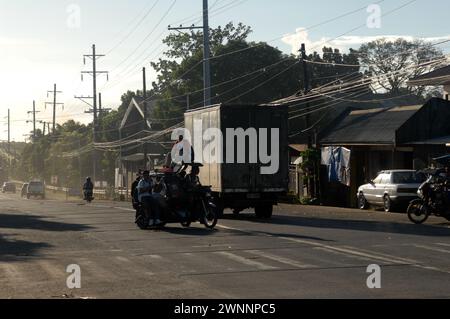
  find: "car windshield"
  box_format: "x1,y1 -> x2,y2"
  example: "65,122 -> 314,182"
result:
392,172 -> 425,184
29,182 -> 43,187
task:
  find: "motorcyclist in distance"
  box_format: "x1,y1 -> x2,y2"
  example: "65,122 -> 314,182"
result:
83,177 -> 94,200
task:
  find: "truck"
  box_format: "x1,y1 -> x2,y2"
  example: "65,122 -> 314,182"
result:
184,104 -> 289,219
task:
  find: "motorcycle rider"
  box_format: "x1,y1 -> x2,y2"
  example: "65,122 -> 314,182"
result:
83,177 -> 94,200
137,170 -> 161,227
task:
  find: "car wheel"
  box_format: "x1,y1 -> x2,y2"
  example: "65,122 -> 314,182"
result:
383,195 -> 393,213
358,193 -> 368,210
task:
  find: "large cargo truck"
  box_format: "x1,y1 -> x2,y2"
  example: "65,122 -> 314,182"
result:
184,104 -> 289,219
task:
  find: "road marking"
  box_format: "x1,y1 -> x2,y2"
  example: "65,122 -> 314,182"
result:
115,256 -> 132,263
436,243 -> 450,248
114,207 -> 135,212
313,247 -> 374,262
192,244 -> 233,249
413,244 -> 450,254
37,261 -> 67,279
146,255 -> 163,260
246,250 -> 313,269
217,224 -> 450,274
0,263 -> 24,281
214,251 -> 279,270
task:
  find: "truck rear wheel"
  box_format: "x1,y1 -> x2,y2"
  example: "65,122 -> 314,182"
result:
255,205 -> 273,219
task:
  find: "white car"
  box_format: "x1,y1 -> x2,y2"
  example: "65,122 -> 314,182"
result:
357,170 -> 426,212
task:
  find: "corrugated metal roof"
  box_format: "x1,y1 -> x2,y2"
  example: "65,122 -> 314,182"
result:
320,105 -> 422,146
408,65 -> 450,86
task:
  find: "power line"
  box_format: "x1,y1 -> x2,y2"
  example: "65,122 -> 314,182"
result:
105,0 -> 161,55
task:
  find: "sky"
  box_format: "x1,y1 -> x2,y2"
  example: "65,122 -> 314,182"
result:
0,0 -> 449,141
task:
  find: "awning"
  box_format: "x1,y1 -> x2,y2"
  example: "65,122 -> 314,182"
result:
289,144 -> 308,153
408,135 -> 450,146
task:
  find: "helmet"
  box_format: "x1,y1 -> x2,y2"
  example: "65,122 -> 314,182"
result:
86,177 -> 91,181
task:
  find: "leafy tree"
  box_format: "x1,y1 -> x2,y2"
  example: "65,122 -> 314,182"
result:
358,38 -> 444,95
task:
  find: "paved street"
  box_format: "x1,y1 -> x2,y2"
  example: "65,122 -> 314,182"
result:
1,192 -> 450,299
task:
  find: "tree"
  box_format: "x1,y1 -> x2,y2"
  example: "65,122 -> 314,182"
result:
358,38 -> 444,95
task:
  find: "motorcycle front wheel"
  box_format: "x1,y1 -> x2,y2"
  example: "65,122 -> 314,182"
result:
407,200 -> 430,225
201,201 -> 218,229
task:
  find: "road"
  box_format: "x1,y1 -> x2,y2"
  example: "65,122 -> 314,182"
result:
1,192 -> 450,299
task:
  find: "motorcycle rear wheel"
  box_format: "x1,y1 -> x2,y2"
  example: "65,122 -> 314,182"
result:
407,200 -> 430,225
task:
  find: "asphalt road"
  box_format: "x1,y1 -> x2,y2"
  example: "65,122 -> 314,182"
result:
1,192 -> 450,299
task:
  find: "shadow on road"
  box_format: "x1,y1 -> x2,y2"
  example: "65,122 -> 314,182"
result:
222,213 -> 450,237
0,234 -> 51,262
0,212 -> 92,261
0,213 -> 92,232
155,226 -> 218,237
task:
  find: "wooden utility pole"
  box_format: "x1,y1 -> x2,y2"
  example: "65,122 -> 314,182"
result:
169,0 -> 211,107
300,43 -> 312,148
27,100 -> 40,140
77,44 -> 109,182
45,84 -> 63,134
7,109 -> 10,154
143,67 -> 148,170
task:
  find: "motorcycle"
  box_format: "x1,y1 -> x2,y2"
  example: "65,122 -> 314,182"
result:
135,168 -> 218,230
83,190 -> 94,203
407,169 -> 450,224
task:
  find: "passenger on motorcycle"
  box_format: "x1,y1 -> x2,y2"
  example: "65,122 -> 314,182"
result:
131,171 -> 142,210
137,170 -> 161,227
185,165 -> 201,189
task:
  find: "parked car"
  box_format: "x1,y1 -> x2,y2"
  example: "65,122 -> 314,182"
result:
357,170 -> 426,212
21,183 -> 29,197
2,182 -> 16,194
27,181 -> 45,199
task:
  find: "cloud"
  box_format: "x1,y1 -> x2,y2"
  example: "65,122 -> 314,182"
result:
281,28 -> 450,55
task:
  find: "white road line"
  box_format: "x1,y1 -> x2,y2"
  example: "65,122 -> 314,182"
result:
115,256 -> 132,263
217,225 -> 450,273
0,263 -> 25,281
246,250 -> 313,269
214,251 -> 279,271
114,207 -> 135,212
37,261 -> 67,279
192,244 -> 233,249
413,244 -> 450,254
436,243 -> 450,248
313,247 -> 374,262
146,255 -> 163,260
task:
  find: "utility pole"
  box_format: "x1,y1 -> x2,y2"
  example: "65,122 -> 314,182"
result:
300,43 -> 312,148
77,44 -> 109,182
169,0 -> 211,107
45,84 -> 63,134
7,109 -> 10,154
143,67 -> 148,170
27,100 -> 39,140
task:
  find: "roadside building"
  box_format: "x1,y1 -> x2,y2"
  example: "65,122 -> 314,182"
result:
407,65 -> 450,101
115,97 -> 170,197
318,97 -> 450,207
